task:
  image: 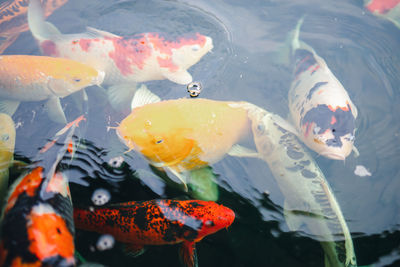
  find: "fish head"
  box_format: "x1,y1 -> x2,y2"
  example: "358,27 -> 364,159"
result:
301,104 -> 356,160
47,59 -> 105,97
0,113 -> 15,160
116,107 -> 195,168
182,200 -> 235,239
168,33 -> 213,70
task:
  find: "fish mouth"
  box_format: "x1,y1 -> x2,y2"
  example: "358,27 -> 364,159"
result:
320,151 -> 346,161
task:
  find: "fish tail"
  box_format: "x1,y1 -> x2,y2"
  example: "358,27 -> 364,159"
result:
28,0 -> 61,42
292,15 -> 306,51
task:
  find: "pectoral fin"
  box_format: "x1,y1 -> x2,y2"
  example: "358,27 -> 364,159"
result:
352,146 -> 359,158
188,167 -> 219,201
227,144 -> 260,158
107,83 -> 137,111
283,200 -> 303,232
165,167 -> 188,192
45,97 -> 67,124
130,84 -> 161,110
124,243 -> 146,257
86,26 -> 121,38
162,69 -> 192,85
0,100 -> 20,116
179,241 -> 198,267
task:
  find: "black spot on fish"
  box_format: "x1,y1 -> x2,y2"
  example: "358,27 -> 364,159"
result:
299,160 -> 311,166
301,169 -> 317,178
301,104 -> 355,148
134,206 -> 149,231
306,82 -> 328,100
287,149 -> 304,160
286,165 -> 304,172
294,49 -> 317,76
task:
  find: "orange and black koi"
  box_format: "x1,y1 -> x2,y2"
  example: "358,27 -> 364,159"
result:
74,199 -> 235,267
0,115 -> 85,267
0,0 -> 68,53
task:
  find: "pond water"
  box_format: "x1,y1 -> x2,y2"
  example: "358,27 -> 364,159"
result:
3,0 -> 400,266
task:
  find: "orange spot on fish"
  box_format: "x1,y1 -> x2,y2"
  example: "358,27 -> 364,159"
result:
39,140 -> 56,154
318,90 -> 324,95
79,39 -> 92,52
157,56 -> 179,72
45,172 -> 68,196
5,168 -> 43,213
10,257 -> 41,267
108,35 -> 152,76
330,116 -> 337,125
41,40 -> 59,57
67,141 -> 74,154
314,138 -> 324,145
366,0 -> 400,14
27,212 -> 74,263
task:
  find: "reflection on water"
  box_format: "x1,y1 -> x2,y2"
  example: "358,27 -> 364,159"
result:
3,0 -> 400,266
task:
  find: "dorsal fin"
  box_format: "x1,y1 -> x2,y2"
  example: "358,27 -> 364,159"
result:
86,26 -> 121,39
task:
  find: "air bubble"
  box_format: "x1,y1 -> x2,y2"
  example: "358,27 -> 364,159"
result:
91,188 -> 111,206
187,81 -> 202,97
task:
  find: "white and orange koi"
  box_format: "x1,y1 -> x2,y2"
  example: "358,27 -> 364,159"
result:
28,0 -> 213,109
364,0 -> 400,28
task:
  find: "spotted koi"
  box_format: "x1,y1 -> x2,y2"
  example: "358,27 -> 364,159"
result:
74,199 -> 235,267
286,17 -> 358,160
0,116 -> 85,267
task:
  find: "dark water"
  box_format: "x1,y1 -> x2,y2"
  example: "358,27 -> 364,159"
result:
4,0 -> 400,266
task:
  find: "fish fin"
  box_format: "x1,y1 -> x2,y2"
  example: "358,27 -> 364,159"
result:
227,144 -> 260,158
70,89 -> 89,115
352,146 -> 360,158
179,241 -> 198,267
86,26 -> 121,39
162,69 -> 192,85
270,114 -> 299,136
0,100 -> 20,116
0,34 -> 19,54
283,200 -> 303,232
134,169 -> 166,196
28,0 -> 61,41
130,84 -> 161,110
107,83 -> 137,111
188,167 -> 219,201
45,97 -> 67,124
124,243 -> 146,257
165,167 -> 188,192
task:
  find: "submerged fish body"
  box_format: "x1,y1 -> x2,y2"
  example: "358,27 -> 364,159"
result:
0,116 -> 85,267
0,55 -> 104,123
0,0 -> 68,54
287,19 -> 358,160
238,102 -> 357,267
116,87 -> 249,182
0,113 -> 15,203
28,0 -> 213,108
74,199 -> 235,267
365,0 -> 400,28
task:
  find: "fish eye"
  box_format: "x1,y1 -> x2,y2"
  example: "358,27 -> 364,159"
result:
156,139 -> 163,144
191,45 -> 200,51
204,220 -> 215,227
73,77 -> 81,83
1,134 -> 9,141
257,123 -> 265,132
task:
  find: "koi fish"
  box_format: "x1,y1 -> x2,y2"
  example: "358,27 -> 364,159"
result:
0,115 -> 85,267
73,199 -> 235,267
28,0 -> 213,110
0,0 -> 68,54
0,55 -> 104,123
233,102 -> 357,267
364,0 -> 400,28
278,18 -> 358,160
0,113 -> 15,204
116,85 -> 250,190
